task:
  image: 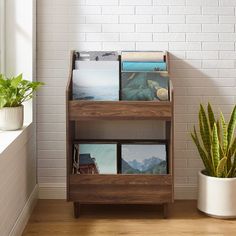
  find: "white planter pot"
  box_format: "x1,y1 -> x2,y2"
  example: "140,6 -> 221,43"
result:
0,106 -> 24,131
198,170 -> 236,218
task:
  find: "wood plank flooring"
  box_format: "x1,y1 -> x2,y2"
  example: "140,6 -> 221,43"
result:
22,200 -> 236,236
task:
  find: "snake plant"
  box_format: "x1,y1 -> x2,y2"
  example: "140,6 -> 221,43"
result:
191,103 -> 236,178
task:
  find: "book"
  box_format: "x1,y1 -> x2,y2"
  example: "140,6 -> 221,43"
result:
121,72 -> 169,101
121,51 -> 165,62
122,62 -> 167,72
75,51 -> 118,62
72,61 -> 119,101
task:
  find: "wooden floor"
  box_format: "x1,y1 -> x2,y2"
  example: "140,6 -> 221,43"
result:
23,200 -> 236,236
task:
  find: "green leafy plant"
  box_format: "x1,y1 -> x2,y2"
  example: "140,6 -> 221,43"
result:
191,103 -> 236,178
0,74 -> 44,108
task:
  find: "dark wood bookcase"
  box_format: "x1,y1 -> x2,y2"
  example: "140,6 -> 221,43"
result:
66,51 -> 174,218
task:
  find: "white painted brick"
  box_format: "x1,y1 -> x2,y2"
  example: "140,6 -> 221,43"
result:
202,42 -> 234,51
37,23 -> 68,33
120,33 -> 152,42
68,15 -> 87,24
203,7 -> 235,15
37,123 -> 66,133
171,60 -> 202,69
54,0 -> 86,6
86,15 -> 118,24
102,6 -> 134,15
37,114 -> 65,123
136,24 -> 168,32
169,51 -> 186,60
171,68 -> 218,78
68,33 -> 86,42
186,0 -> 219,6
69,6 -> 101,15
135,42 -> 169,51
202,24 -> 234,32
153,33 -> 185,42
169,6 -> 201,15
153,0 -> 185,5
37,0 -> 236,197
219,69 -> 236,78
120,0 -> 152,5
219,16 -> 236,23
68,24 -> 101,32
86,33 -> 119,42
120,15 -> 152,24
86,0 -> 118,5
38,168 -> 66,177
102,42 -> 135,50
186,15 -> 218,23
102,24 -> 134,32
187,87 -> 235,96
169,24 -> 201,32
186,33 -> 218,42
174,78 -> 235,87
68,42 -> 102,50
38,105 -> 65,114
38,159 -> 66,168
202,60 -> 235,69
220,51 -> 236,59
153,15 -> 185,23
219,33 -> 236,41
169,42 -> 201,51
219,0 -> 236,5
38,150 -> 66,159
136,6 -> 168,15
38,60 -> 67,69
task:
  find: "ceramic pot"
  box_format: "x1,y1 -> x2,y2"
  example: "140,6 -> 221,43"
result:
198,170 -> 236,218
0,105 -> 24,131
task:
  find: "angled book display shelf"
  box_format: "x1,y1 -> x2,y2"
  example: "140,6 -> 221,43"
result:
66,51 -> 174,218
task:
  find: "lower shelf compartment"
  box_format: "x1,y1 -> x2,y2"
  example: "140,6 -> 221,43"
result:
68,174 -> 173,204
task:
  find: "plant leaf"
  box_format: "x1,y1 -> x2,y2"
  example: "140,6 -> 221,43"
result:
191,126 -> 213,176
208,103 -> 215,130
220,112 -> 228,155
212,123 -> 220,172
216,156 -> 227,177
227,105 -> 236,149
11,73 -> 23,88
199,104 -> 211,153
228,137 -> 236,158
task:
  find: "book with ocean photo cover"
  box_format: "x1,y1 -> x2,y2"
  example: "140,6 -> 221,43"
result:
73,51 -> 119,101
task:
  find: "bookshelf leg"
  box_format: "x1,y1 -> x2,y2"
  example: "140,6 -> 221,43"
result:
163,203 -> 169,219
74,202 -> 80,218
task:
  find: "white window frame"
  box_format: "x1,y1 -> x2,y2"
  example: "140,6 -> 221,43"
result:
0,0 -> 5,73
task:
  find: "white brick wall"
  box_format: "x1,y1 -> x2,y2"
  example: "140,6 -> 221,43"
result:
37,0 -> 236,199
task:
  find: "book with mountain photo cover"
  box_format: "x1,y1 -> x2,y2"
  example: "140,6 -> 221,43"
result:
121,143 -> 167,174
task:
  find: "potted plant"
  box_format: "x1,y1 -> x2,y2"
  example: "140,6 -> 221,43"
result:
0,73 -> 44,131
191,103 -> 236,218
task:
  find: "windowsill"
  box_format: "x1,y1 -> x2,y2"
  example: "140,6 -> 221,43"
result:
0,122 -> 33,155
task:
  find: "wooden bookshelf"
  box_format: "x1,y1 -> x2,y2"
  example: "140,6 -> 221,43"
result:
66,51 -> 174,218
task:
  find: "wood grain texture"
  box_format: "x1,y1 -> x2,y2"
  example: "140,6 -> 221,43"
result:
69,175 -> 172,204
66,51 -> 76,200
70,174 -> 172,185
23,200 -> 236,236
69,101 -> 172,121
66,51 -> 174,217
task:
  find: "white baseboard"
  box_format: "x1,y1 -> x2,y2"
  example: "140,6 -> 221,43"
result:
38,183 -> 198,200
9,185 -> 38,236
